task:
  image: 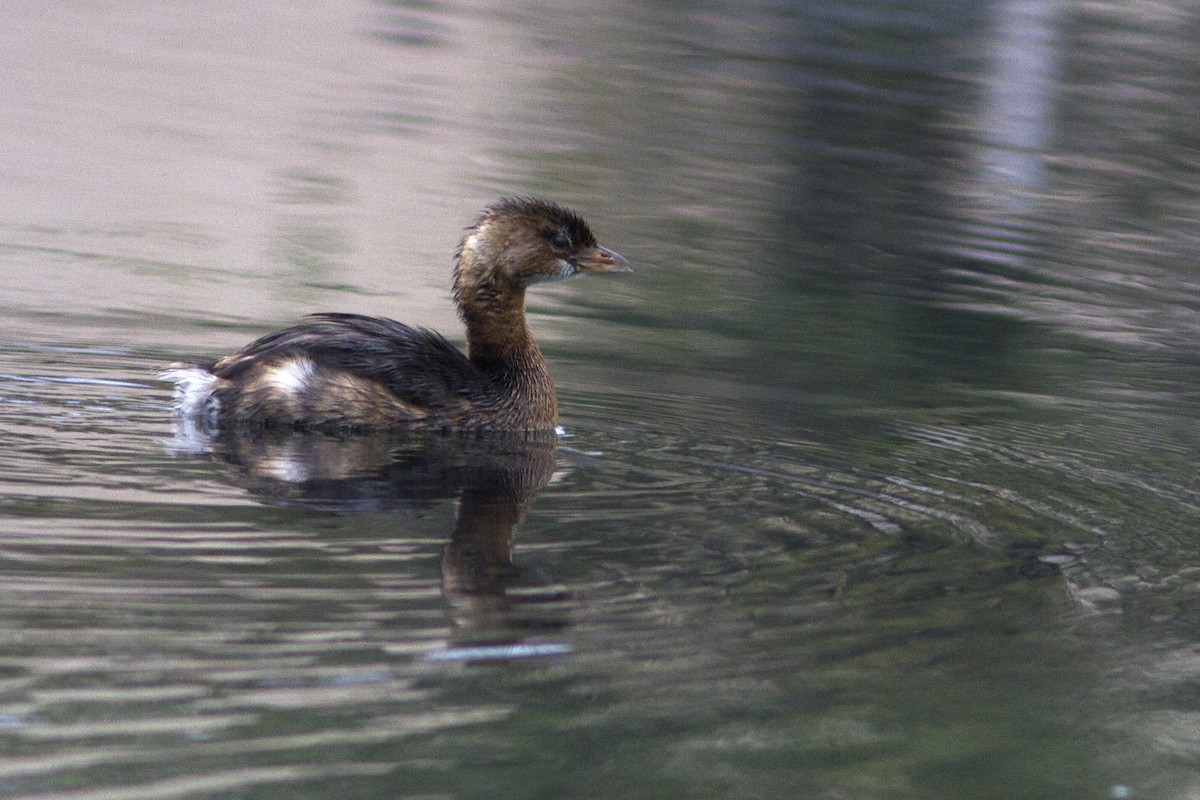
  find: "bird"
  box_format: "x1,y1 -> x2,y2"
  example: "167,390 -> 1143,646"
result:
161,198 -> 630,432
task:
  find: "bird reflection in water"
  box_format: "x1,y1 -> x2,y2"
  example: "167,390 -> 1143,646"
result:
172,424 -> 567,660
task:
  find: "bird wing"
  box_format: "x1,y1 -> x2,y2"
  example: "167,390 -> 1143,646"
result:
210,312 -> 486,411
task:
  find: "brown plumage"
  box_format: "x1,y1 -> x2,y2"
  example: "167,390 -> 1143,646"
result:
162,198 -> 630,432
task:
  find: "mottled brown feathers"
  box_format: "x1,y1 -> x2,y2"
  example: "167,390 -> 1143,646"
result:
206,314 -> 487,429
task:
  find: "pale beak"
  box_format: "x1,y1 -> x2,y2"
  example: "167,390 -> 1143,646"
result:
575,245 -> 632,274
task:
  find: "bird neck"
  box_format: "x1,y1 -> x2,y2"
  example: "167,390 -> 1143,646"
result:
458,288 -> 557,420
453,252 -> 540,370
453,243 -> 559,426
461,292 -> 539,367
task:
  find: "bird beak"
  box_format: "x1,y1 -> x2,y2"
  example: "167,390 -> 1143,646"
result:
575,245 -> 632,274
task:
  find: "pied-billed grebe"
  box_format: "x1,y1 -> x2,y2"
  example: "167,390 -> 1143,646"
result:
162,198 -> 630,431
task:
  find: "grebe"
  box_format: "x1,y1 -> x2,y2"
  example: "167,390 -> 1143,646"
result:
162,198 -> 629,431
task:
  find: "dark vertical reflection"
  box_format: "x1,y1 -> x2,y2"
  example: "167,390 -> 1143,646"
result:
431,0 -> 1198,410
192,426 -> 562,650
468,0 -> 1064,409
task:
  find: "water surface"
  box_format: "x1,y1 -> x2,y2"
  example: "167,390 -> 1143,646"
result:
2,1 -> 1199,798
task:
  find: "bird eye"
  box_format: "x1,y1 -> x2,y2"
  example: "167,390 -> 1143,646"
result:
550,232 -> 571,249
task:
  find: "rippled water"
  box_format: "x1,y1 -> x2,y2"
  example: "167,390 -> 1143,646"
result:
2,1 -> 1200,798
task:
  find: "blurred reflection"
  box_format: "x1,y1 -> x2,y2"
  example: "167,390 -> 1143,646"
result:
173,424 -> 563,650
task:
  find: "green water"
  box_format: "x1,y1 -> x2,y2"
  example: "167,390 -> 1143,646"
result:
1,1 -> 1198,798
